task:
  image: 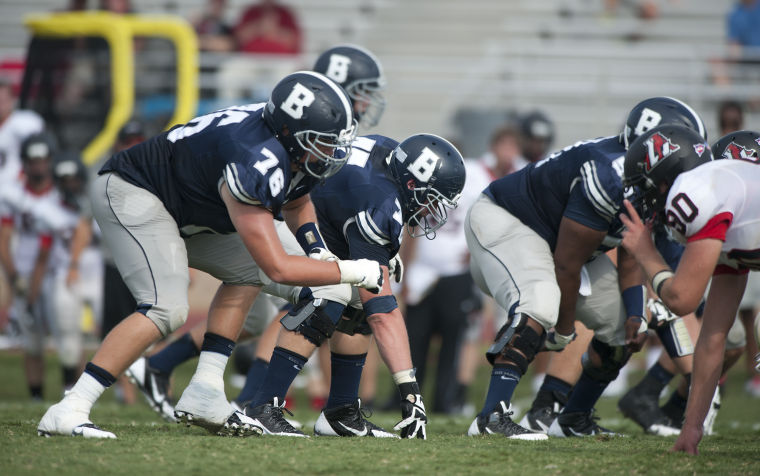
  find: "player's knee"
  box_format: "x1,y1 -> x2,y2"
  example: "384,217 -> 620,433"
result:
145,303 -> 189,336
311,283 -> 352,306
581,338 -> 630,383
524,281 -> 561,329
486,313 -> 546,374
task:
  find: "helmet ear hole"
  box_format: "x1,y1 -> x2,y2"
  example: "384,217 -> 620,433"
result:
406,179 -> 416,191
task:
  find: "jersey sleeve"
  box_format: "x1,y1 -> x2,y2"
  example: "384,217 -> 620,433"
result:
665,173 -> 734,244
564,160 -> 623,231
346,203 -> 403,265
222,140 -> 289,211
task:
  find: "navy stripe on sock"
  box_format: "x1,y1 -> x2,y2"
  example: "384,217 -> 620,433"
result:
85,362 -> 116,387
201,332 -> 235,357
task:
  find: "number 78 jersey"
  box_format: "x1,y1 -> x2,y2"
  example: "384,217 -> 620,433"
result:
664,159 -> 760,273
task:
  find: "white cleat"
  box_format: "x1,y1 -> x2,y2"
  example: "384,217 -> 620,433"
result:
175,379 -> 235,433
37,400 -> 116,439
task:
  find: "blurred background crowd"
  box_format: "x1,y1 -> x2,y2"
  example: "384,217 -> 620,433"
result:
0,0 -> 759,415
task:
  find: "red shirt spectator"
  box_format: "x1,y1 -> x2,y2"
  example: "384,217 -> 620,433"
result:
234,0 -> 301,55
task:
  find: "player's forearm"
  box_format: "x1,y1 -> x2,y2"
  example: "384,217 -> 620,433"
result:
367,309 -> 413,373
554,266 -> 580,335
68,219 -> 92,270
682,329 -> 725,432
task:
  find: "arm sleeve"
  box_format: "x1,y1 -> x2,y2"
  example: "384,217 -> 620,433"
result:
564,160 -> 623,231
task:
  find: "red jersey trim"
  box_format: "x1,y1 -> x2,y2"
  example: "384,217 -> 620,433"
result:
39,234 -> 53,250
714,264 -> 750,276
687,212 -> 733,243
1,216 -> 13,226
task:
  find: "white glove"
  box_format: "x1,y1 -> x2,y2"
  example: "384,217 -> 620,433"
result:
338,259 -> 383,293
544,329 -> 576,351
309,247 -> 339,262
647,298 -> 679,325
388,254 -> 404,283
12,275 -> 28,298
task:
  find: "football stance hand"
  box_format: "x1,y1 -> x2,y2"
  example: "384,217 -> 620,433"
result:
624,316 -> 648,352
309,247 -> 339,262
338,259 -> 383,294
670,425 -> 702,456
544,329 -> 576,351
394,393 -> 427,439
647,298 -> 679,325
388,254 -> 404,283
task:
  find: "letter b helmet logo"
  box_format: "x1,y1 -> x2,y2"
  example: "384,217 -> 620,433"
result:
325,54 -> 351,83
281,83 -> 316,119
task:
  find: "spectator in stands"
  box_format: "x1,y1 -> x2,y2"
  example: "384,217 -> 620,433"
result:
98,0 -> 133,14
233,0 -> 302,55
728,0 -> 760,52
520,110 -> 555,163
193,0 -> 235,53
718,100 -> 744,134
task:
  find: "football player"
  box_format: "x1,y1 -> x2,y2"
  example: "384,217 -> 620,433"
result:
465,97 -> 706,439
0,77 -> 44,188
0,132 -> 62,400
124,44 -> 389,422
242,133 -> 465,439
37,71 -> 384,439
620,126 -> 760,455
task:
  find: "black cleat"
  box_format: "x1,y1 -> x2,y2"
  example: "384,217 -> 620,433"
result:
246,397 -> 308,437
467,401 -> 548,441
548,410 -> 621,437
519,389 -> 567,434
618,386 -> 680,436
125,356 -> 176,422
314,399 -> 399,438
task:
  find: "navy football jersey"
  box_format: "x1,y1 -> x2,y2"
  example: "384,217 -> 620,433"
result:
311,135 -> 405,266
484,136 -> 626,253
100,104 -> 318,235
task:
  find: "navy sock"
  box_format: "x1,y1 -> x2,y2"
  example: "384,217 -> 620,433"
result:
200,332 -> 235,357
563,371 -> 608,414
667,389 -> 688,411
85,362 -> 116,387
542,375 -> 573,397
235,358 -> 269,406
148,333 -> 201,375
478,365 -> 521,417
249,346 -> 307,408
534,374 -> 572,408
325,352 -> 366,409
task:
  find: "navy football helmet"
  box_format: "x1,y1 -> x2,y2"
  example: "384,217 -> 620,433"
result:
313,45 -> 386,128
623,124 -> 712,219
387,134 -> 466,239
264,71 -> 357,179
621,97 -> 706,150
711,130 -> 760,163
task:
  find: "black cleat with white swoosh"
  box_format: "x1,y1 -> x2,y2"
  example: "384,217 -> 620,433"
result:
548,410 -> 622,437
314,399 -> 399,438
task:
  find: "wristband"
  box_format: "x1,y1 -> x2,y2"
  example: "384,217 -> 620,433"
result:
621,285 -> 645,318
392,368 -> 417,385
295,222 -> 326,254
651,270 -> 675,297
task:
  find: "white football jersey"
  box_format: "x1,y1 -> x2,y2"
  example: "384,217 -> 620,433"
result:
664,159 -> 760,272
0,180 -> 61,276
31,197 -> 83,272
0,110 -> 44,186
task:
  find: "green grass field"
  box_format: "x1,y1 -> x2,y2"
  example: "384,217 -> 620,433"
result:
1,349 -> 758,475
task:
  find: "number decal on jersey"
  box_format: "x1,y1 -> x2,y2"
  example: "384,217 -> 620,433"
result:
166,105 -> 263,143
255,148 -> 285,196
665,192 -> 698,236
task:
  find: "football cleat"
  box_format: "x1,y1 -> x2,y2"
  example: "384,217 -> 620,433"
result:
702,387 -> 721,436
548,410 -> 622,437
314,399 -> 399,438
246,397 -> 309,437
519,389 -> 567,434
37,399 -> 116,439
125,356 -> 176,422
467,401 -> 548,441
174,379 -> 237,433
618,386 -> 680,436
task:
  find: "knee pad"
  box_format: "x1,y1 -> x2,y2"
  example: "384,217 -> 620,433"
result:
280,298 -> 337,347
726,317 -> 747,350
486,313 -> 545,373
143,303 -> 189,336
581,338 -> 631,384
335,306 -> 372,336
654,316 -> 694,358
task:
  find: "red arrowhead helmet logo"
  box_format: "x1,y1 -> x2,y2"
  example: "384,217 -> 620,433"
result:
643,132 -> 680,171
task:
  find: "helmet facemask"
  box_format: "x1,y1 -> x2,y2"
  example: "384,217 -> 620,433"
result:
294,119 -> 358,179
345,78 -> 386,128
406,184 -> 460,240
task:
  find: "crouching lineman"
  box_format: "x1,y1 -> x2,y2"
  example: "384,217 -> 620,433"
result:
241,133 -> 465,439
465,96 -> 707,440
621,126 -> 760,455
37,71 -> 384,439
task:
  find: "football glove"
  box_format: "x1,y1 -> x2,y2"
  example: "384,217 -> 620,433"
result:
754,352 -> 760,373
338,259 -> 383,294
388,254 -> 404,283
394,392 -> 427,440
308,247 -> 339,262
647,298 -> 679,325
544,329 -> 576,351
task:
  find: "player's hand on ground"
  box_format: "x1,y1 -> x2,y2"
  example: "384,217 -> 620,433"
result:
624,316 -> 648,352
670,425 -> 702,456
394,393 -> 427,439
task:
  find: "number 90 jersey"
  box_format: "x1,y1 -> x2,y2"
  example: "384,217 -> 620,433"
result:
664,159 -> 760,274
100,104 -> 318,235
310,135 -> 404,266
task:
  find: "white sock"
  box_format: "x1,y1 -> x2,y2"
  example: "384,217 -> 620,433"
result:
66,372 -> 106,412
192,351 -> 229,389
